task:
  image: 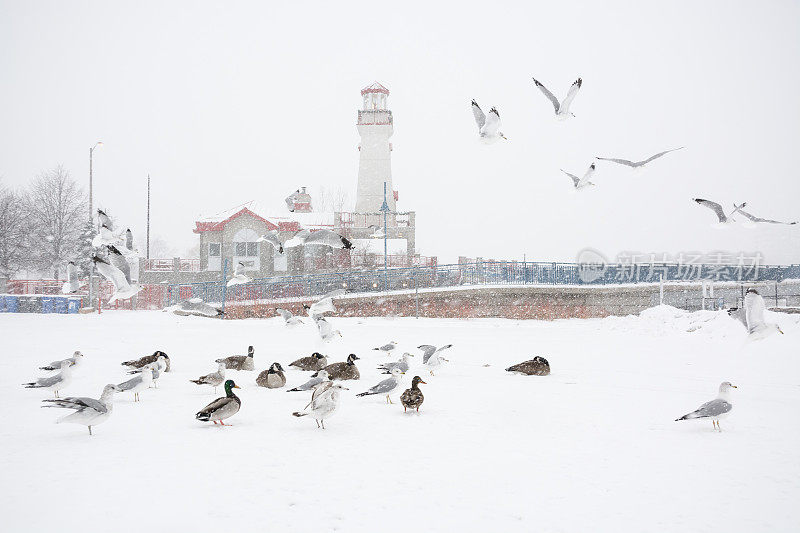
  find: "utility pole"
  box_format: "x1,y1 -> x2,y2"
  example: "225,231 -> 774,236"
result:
379,181 -> 390,291
88,141 -> 103,309
146,174 -> 151,259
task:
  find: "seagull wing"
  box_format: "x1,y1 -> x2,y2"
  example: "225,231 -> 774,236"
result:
532,78 -> 561,113
577,163 -> 596,186
692,398 -> 733,418
315,315 -> 333,339
735,207 -> 795,225
471,100 -> 486,130
93,253 -> 133,294
42,396 -> 107,414
107,246 -> 131,284
640,147 -> 684,165
302,229 -> 350,249
595,156 -> 637,167
693,198 -> 727,223
744,290 -> 767,334
560,169 -> 581,187
257,231 -> 284,253
97,209 -> 113,230
558,78 -> 582,114
276,308 -> 294,322
481,107 -> 501,137
367,376 -> 398,395
418,344 -> 437,364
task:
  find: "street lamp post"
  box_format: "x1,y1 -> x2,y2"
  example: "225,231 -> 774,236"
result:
88,141 -> 103,308
379,182 -> 391,291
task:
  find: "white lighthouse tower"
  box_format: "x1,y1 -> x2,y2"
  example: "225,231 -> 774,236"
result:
355,82 -> 396,213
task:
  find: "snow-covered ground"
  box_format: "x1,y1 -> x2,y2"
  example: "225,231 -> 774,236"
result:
3,307 -> 799,532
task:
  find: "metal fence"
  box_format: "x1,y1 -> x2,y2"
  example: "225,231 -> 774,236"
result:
165,261 -> 800,307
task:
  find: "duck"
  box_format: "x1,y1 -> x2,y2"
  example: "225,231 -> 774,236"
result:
378,352 -> 414,374
289,352 -> 327,371
400,376 -> 427,412
356,368 -> 405,404
196,379 -> 241,426
505,356 -> 550,376
190,362 -> 226,393
256,362 -> 287,389
23,360 -> 74,398
216,345 -> 255,371
292,383 -> 348,429
116,363 -> 154,402
40,351 -> 84,372
122,350 -> 171,372
41,384 -> 121,435
322,354 -> 360,381
287,370 -> 329,392
127,355 -> 168,387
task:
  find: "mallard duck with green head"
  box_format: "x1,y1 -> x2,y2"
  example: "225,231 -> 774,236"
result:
195,379 -> 241,425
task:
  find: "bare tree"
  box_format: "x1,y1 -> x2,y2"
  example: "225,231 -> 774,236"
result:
0,181 -> 31,278
316,185 -> 351,212
26,166 -> 88,279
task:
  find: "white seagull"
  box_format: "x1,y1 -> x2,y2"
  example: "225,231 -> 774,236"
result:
92,246 -> 141,302
423,346 -> 452,376
287,370 -> 330,393
285,189 -> 300,212
731,203 -> 797,226
23,360 -> 74,398
257,230 -> 285,254
471,100 -> 507,143
287,229 -> 352,250
40,351 -> 84,372
561,163 -> 596,190
418,344 -> 453,364
728,288 -> 785,339
276,308 -> 304,326
313,314 -> 342,342
676,381 -> 737,431
373,341 -> 398,356
91,209 -> 124,248
292,383 -> 348,429
190,362 -> 227,393
356,367 -> 406,404
596,147 -> 684,169
226,261 -> 252,287
116,363 -> 154,402
692,198 -> 736,225
304,288 -> 346,317
532,77 -> 582,120
378,352 -> 414,374
42,384 -> 121,435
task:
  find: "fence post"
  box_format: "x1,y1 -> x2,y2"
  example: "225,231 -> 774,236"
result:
414,267 -> 419,319
659,274 -> 664,305
221,259 -> 229,317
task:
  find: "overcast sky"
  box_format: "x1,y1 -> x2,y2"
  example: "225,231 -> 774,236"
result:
1,0 -> 798,265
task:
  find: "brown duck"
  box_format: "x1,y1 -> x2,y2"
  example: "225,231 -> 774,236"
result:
256,362 -> 287,388
505,356 -> 550,376
322,354 -> 360,381
289,352 -> 327,371
122,351 -> 170,372
216,346 -> 255,371
400,376 -> 426,412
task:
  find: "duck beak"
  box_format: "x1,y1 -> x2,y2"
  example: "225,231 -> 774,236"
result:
233,385 -> 241,389
731,384 -> 738,388
420,380 -> 427,385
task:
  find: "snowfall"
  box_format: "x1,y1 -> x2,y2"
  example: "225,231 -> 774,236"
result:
2,305 -> 799,532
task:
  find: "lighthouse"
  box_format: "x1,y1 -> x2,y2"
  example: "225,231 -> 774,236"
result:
355,82 -> 396,213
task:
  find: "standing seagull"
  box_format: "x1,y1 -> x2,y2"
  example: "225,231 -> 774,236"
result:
190,362 -> 226,393
292,383 -> 348,429
356,368 -> 406,404
531,77 -> 582,120
471,100 -> 507,143
40,351 -> 84,372
676,382 -> 737,431
731,203 -> 797,226
728,288 -> 784,339
227,261 -> 252,287
373,341 -> 398,356
561,163 -> 596,191
23,360 -> 74,398
596,147 -> 684,169
62,261 -> 82,294
42,384 -> 121,435
692,198 -> 736,225
122,351 -> 170,372
116,363 -> 154,402
287,370 -> 329,392
378,352 -> 414,374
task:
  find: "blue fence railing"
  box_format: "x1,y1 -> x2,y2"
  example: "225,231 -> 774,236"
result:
166,261 -> 800,307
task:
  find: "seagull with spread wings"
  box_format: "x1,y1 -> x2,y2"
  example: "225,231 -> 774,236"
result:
561,163 -> 597,191
532,77 -> 582,119
471,100 -> 507,143
596,147 -> 684,169
92,246 -> 141,302
731,203 -> 797,226
692,198 -> 737,225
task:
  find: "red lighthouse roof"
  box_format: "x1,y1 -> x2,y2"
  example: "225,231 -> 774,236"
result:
361,81 -> 389,96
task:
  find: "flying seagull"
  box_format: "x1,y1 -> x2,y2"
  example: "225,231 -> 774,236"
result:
287,229 -> 352,250
596,147 -> 684,168
91,209 -> 123,248
692,198 -> 736,224
226,261 -> 252,287
92,246 -> 141,302
675,381 -> 737,431
731,203 -> 797,225
531,77 -> 582,119
728,288 -> 784,339
257,230 -> 284,254
471,100 -> 507,143
285,189 -> 300,212
276,308 -> 303,326
173,298 -> 224,318
313,314 -> 342,342
561,163 -> 596,190
304,288 -> 346,317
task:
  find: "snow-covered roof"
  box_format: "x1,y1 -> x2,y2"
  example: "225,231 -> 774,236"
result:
350,238 -> 407,254
194,201 -> 335,234
361,81 -> 389,95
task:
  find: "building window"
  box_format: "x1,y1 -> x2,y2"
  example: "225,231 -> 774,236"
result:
209,243 -> 221,257
235,242 -> 247,256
